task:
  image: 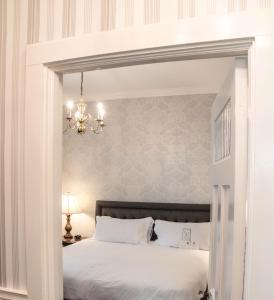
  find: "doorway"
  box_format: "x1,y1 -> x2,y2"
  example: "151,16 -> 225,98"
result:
60,56 -> 247,300
24,38 -> 253,300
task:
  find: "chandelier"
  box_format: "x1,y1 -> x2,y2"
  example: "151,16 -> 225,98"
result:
64,72 -> 106,135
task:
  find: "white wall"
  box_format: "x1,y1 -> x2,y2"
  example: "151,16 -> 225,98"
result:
0,0 -> 273,299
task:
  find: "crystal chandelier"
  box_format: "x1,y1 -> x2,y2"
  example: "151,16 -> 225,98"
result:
64,72 -> 106,135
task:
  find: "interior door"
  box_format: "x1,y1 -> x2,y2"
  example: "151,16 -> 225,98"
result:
209,58 -> 248,300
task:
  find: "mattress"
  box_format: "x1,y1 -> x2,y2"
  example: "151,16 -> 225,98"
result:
63,239 -> 209,300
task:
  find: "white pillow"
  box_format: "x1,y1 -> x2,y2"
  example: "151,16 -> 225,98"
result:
154,220 -> 210,250
95,216 -> 154,244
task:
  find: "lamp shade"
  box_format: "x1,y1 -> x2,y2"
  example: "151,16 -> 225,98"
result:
62,193 -> 81,214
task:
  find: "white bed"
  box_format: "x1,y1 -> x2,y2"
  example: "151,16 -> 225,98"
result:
63,239 -> 209,300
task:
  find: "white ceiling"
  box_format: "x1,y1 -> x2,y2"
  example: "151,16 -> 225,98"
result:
63,57 -> 233,102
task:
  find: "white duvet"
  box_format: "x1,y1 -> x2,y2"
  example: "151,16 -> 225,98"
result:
63,239 -> 209,300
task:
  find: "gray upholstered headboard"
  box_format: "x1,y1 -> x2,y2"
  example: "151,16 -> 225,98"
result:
95,200 -> 210,223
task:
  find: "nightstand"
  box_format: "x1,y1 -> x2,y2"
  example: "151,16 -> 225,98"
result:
62,237 -> 86,247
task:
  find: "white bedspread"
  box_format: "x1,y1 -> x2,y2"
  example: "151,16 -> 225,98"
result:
63,239 -> 208,300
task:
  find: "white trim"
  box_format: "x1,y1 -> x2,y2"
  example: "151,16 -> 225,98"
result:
47,37 -> 253,74
243,39 -> 256,300
25,38 -> 254,300
232,57 -> 248,300
25,66 -> 63,300
0,288 -> 27,300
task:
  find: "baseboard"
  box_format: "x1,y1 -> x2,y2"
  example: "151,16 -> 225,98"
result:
0,288 -> 28,300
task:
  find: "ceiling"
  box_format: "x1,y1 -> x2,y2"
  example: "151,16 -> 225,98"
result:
63,57 -> 233,102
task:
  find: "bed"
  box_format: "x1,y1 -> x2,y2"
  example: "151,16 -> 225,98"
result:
63,200 -> 211,300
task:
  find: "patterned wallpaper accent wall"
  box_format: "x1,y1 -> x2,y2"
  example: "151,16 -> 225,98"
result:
62,94 -> 214,236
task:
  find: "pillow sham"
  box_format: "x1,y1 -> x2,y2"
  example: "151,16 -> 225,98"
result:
95,216 -> 154,245
154,220 -> 210,250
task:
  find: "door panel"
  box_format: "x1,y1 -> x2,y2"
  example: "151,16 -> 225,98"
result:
209,58 -> 248,300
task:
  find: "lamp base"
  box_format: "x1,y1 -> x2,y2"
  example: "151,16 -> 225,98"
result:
64,213 -> 73,240
64,232 -> 73,240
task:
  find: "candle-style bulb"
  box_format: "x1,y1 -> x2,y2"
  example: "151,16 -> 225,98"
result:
97,102 -> 103,110
66,101 -> 74,110
97,102 -> 104,120
100,108 -> 105,119
66,101 -> 74,118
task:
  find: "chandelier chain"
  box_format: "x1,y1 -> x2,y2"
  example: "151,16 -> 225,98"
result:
80,72 -> 83,97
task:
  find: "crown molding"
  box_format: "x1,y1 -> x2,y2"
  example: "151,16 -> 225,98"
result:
47,37 -> 254,74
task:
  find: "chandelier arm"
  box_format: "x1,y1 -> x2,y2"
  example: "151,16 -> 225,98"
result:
67,119 -> 77,129
63,121 -> 75,133
91,122 -> 98,134
91,119 -> 105,134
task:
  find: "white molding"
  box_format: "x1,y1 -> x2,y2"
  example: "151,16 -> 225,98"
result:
243,39 -> 256,300
231,57 -> 248,300
0,288 -> 27,300
25,38 -> 254,300
243,35 -> 274,300
47,38 -> 253,74
25,66 -> 63,300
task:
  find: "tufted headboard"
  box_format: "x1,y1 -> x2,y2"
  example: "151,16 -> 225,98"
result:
95,200 -> 210,223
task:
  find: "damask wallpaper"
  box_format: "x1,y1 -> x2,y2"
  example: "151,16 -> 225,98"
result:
62,94 -> 214,236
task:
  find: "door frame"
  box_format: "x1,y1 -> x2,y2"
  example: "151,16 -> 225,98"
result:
209,58 -> 248,300
25,37 -> 254,300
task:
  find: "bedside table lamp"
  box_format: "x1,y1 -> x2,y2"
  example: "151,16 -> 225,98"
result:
62,193 -> 81,240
